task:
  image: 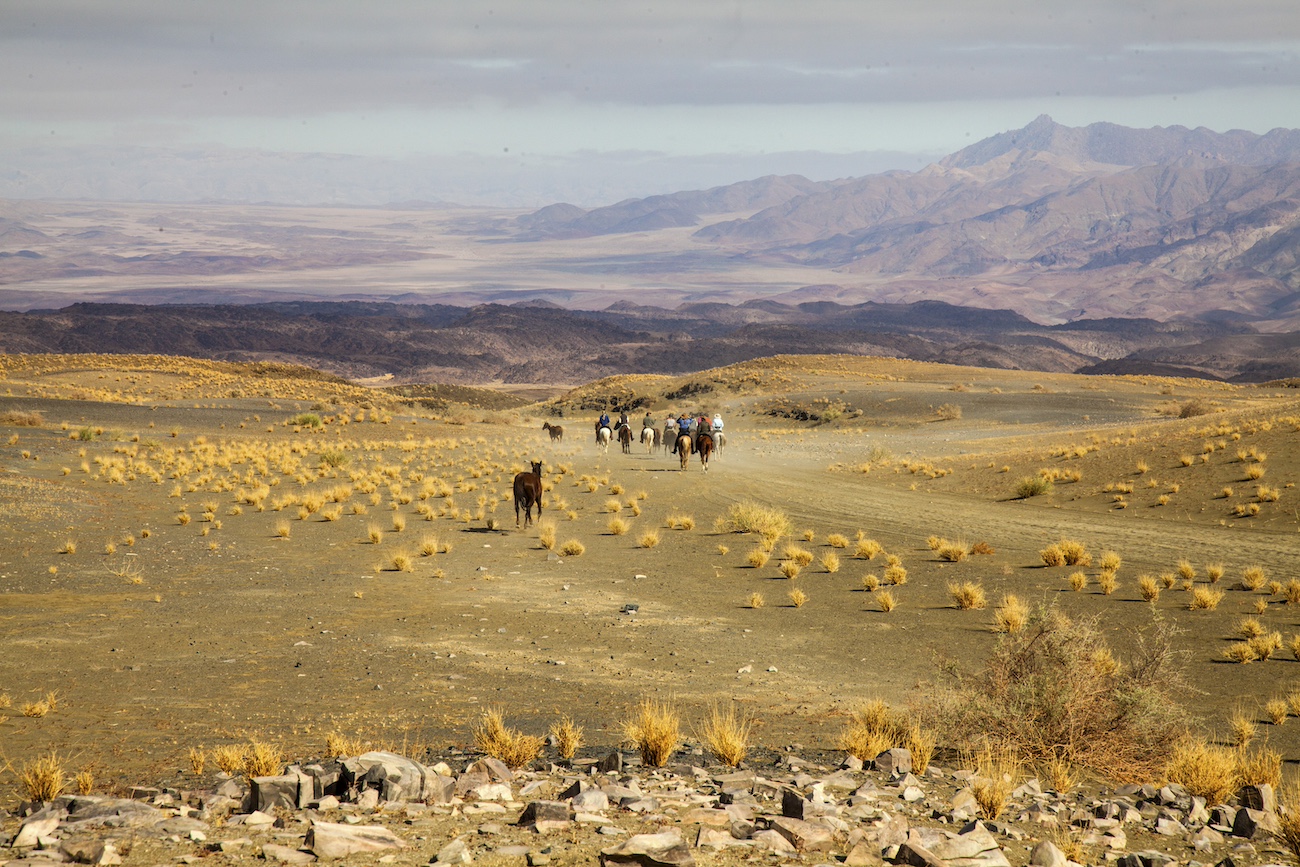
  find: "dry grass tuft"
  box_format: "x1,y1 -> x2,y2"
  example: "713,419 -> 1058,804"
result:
549,716 -> 584,761
243,740 -> 284,777
788,588 -> 808,607
854,538 -> 883,560
473,709 -> 544,769
717,501 -> 791,542
1138,575 -> 1160,603
826,533 -> 849,549
559,539 -> 585,556
325,731 -> 368,758
1166,739 -> 1237,804
607,516 -> 629,536
970,747 -> 1019,820
992,595 -> 1029,633
746,549 -> 769,568
747,592 -> 765,609
820,552 -> 840,573
1237,743 -> 1282,787
698,704 -> 752,767
1266,699 -> 1290,726
838,699 -> 905,761
622,699 -> 681,767
877,590 -> 897,612
1097,571 -> 1118,595
1189,587 -> 1224,610
779,561 -> 802,580
19,753 -> 66,802
188,747 -> 206,775
949,581 -> 988,610
1068,571 -> 1088,591
1230,707 -> 1258,746
211,743 -> 247,774
638,530 -> 660,549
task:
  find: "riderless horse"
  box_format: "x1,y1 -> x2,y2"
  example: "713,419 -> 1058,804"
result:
676,432 -> 694,470
696,431 -> 714,472
541,422 -> 564,443
513,460 -> 543,528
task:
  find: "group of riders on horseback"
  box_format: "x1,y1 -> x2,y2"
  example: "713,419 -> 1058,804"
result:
594,409 -> 725,458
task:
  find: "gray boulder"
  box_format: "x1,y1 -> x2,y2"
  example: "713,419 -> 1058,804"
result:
600,830 -> 694,867
304,821 -> 406,860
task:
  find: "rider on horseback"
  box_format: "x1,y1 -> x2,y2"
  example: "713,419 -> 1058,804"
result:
599,411 -> 611,430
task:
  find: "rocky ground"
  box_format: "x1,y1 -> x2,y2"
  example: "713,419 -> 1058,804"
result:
1,745 -> 1294,867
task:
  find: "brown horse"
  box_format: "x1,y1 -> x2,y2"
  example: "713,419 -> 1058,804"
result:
618,424 -> 633,453
542,422 -> 564,443
676,433 -> 694,470
513,460 -> 543,528
697,431 -> 714,472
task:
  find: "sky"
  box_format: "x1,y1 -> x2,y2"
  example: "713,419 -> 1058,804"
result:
2,0 -> 1300,206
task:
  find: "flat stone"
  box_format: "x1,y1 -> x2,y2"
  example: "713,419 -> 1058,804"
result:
571,790 -> 609,813
261,843 -> 316,864
1029,840 -> 1066,867
14,818 -> 61,848
305,821 -> 406,860
517,800 -> 570,832
600,830 -> 694,867
58,841 -> 122,866
768,816 -> 834,852
875,749 -> 913,778
750,830 -> 797,854
844,840 -> 885,867
434,838 -> 472,865
695,827 -> 747,850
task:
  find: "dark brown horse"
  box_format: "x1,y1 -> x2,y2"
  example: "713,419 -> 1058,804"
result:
696,431 -> 714,472
513,460 -> 543,528
618,424 -> 633,453
676,433 -> 693,470
542,422 -> 564,443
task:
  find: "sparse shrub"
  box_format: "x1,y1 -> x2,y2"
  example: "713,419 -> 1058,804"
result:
1225,642 -> 1258,664
934,403 -> 962,421
884,564 -> 908,585
638,530 -> 660,549
748,592 -> 765,609
622,699 -> 680,767
367,525 -> 383,544
1243,566 -> 1267,590
325,731 -> 367,758
788,588 -> 808,607
779,561 -> 802,580
1015,476 -> 1053,498
970,541 -> 995,555
391,552 -> 414,572
827,533 -> 848,549
1237,617 -> 1265,639
211,743 -> 247,774
1206,563 -> 1224,583
188,747 -> 206,775
1238,743 -> 1282,787
923,607 -> 1188,781
820,552 -> 840,573
936,539 -> 969,562
877,590 -> 896,612
1057,539 -> 1090,566
1230,707 -> 1258,746
1138,575 -> 1160,602
949,581 -> 987,610
559,539 -> 585,556
861,573 -> 880,591
1068,571 -> 1087,591
607,516 -> 629,535
970,747 -> 1019,820
783,545 -> 814,566
473,709 -> 544,769
1040,544 -> 1065,567
1249,631 -> 1283,661
1246,464 -> 1266,481
838,699 -> 906,762
746,549 -> 769,568
549,716 -> 584,761
275,521 -> 291,539
717,501 -> 791,542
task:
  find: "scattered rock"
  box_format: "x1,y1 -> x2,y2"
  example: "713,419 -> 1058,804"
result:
600,830 -> 694,867
305,820 -> 406,860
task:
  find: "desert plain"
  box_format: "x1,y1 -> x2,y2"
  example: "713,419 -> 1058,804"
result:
0,351 -> 1298,809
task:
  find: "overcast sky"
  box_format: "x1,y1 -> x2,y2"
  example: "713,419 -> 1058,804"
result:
3,1 -> 1299,204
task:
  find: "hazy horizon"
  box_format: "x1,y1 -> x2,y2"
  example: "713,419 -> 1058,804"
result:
2,1 -> 1298,207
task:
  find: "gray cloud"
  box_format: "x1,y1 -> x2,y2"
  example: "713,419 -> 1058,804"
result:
3,0 -> 1298,120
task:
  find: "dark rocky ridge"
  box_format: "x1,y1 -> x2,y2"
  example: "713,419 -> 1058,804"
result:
0,299 -> 1290,384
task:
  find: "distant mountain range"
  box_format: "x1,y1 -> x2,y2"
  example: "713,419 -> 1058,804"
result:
520,116 -> 1300,328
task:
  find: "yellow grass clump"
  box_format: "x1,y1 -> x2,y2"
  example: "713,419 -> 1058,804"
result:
698,704 -> 752,767
1189,587 -> 1224,610
243,740 -> 284,777
638,530 -> 660,549
716,501 -> 790,541
971,747 -> 1020,820
473,709 -> 544,769
788,588 -> 808,608
622,699 -> 681,767
19,753 -> 66,802
1166,739 -> 1237,804
855,538 -> 883,560
746,549 -> 770,568
820,552 -> 840,573
325,731 -> 368,758
559,539 -> 585,557
747,592 -> 765,609
877,590 -> 897,612
549,716 -> 584,761
992,594 -> 1029,633
949,581 -> 987,610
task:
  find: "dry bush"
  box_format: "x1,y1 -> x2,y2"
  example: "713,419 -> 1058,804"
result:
698,704 -> 752,767
1237,617 -> 1265,638
970,541 -> 995,556
877,590 -> 897,612
820,552 -> 840,573
970,747 -> 1020,820
19,753 -> 66,802
1040,544 -> 1066,567
861,573 -> 880,591
1057,539 -> 1091,566
538,521 -> 557,551
1016,476 -> 1053,498
788,588 -> 808,607
779,561 -> 802,580
1189,587 -> 1224,610
622,699 -> 681,767
1243,566 -> 1267,590
936,540 -> 969,562
993,595 -> 1029,633
1138,576 -> 1160,603
473,709 -> 544,769
949,581 -> 987,610
211,744 -> 247,774
559,539 -> 585,556
638,530 -> 660,549
188,747 -> 206,775
549,716 -> 584,760
934,403 -> 962,420
1043,750 -> 1078,793
747,592 -> 765,609
716,501 -> 791,542
884,565 -> 908,585
1249,632 -> 1283,661
0,409 -> 43,426
1069,571 -> 1088,591
746,549 -> 769,568
1275,783 -> 1300,863
923,607 -> 1187,782
244,740 -> 284,777
325,731 -> 368,758
1166,739 -> 1237,804
855,538 -> 883,560
826,533 -> 849,549
607,517 -> 629,536
1224,642 -> 1257,664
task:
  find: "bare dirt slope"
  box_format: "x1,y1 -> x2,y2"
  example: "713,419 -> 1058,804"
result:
0,354 -> 1297,804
